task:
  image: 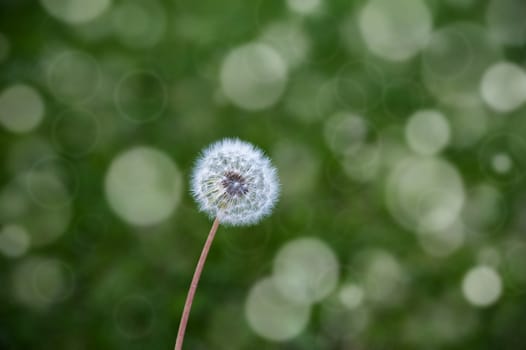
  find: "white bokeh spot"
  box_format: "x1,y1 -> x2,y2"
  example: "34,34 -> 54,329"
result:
480,62 -> 526,113
462,265 -> 502,307
0,84 -> 45,133
105,147 -> 182,226
273,237 -> 339,305
220,43 -> 288,111
0,224 -> 30,258
359,0 -> 432,61
40,0 -> 111,24
245,277 -> 311,341
405,109 -> 451,155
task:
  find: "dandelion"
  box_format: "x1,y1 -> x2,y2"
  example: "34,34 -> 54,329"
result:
174,138 -> 279,350
191,138 -> 279,226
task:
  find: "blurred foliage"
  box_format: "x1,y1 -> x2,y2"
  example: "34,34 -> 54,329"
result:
1,0 -> 526,349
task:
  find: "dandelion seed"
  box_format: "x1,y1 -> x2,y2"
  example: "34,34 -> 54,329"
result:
174,138 -> 279,350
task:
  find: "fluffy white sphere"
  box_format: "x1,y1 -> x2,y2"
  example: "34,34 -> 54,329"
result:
191,138 -> 279,226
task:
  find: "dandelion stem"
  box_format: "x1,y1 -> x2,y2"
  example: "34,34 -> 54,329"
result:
174,216 -> 220,350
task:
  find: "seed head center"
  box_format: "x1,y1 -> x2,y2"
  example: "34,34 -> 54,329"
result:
222,171 -> 249,196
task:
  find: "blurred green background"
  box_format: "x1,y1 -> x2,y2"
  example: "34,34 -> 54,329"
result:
1,0 -> 526,349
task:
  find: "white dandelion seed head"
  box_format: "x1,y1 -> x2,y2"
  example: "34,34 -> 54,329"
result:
191,138 -> 280,226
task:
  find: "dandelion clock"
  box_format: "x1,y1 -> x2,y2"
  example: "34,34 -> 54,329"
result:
174,138 -> 279,350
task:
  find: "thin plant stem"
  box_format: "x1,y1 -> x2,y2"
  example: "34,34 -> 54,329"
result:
174,216 -> 220,350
